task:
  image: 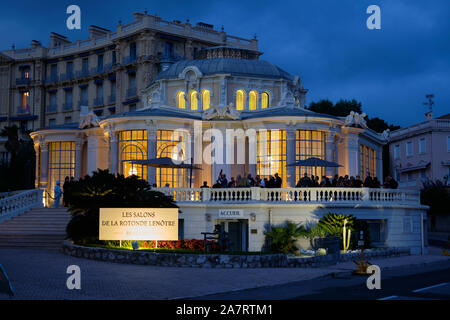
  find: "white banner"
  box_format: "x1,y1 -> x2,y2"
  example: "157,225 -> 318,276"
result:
99,208 -> 179,241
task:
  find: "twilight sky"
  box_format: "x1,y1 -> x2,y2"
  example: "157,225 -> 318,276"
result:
1,0 -> 449,127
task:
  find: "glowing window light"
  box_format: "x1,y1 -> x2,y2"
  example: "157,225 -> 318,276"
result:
202,89 -> 210,110
177,91 -> 185,109
261,92 -> 270,109
128,167 -> 138,176
190,91 -> 198,110
249,90 -> 258,111
236,89 -> 245,110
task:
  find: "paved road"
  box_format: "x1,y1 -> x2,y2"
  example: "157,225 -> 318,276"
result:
0,248 -> 332,300
191,262 -> 450,300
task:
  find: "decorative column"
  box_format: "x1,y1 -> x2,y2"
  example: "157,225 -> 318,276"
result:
286,126 -> 297,187
110,131 -> 119,175
146,124 -> 157,185
39,141 -> 48,191
74,137 -> 83,179
325,131 -> 337,177
342,128 -> 362,177
33,143 -> 40,189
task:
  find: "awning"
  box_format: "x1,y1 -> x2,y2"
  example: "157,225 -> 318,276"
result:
398,162 -> 430,173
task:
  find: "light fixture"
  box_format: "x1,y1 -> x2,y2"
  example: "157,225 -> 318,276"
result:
250,212 -> 256,222
205,213 -> 211,222
128,167 -> 138,176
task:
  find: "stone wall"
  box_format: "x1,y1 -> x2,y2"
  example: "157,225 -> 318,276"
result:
61,241 -> 410,268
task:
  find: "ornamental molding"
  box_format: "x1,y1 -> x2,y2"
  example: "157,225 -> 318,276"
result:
202,103 -> 240,120
344,111 -> 368,128
79,106 -> 100,129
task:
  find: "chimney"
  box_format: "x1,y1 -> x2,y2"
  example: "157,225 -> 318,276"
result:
50,32 -> 70,48
425,110 -> 433,121
89,25 -> 110,39
31,40 -> 41,48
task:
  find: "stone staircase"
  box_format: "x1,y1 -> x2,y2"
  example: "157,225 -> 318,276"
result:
0,207 -> 71,249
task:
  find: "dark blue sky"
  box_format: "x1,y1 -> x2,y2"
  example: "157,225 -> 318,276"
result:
1,0 -> 449,127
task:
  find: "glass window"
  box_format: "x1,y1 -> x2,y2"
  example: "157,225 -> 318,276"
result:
97,54 -> 104,71
261,92 -> 270,109
112,51 -> 116,65
257,130 -> 286,187
236,90 -> 245,110
419,138 -> 426,154
295,130 -> 325,180
82,58 -> 89,72
65,90 -> 72,106
81,87 -> 87,105
118,130 -> 148,180
360,144 -> 377,179
190,91 -> 198,110
64,116 -> 72,124
249,90 -> 258,111
156,130 -> 188,188
447,136 -> 450,152
21,91 -> 29,109
202,89 -> 210,110
394,145 -> 400,159
177,91 -> 185,109
48,142 -> 75,198
406,141 -> 413,156
50,64 -> 57,78
66,61 -> 73,76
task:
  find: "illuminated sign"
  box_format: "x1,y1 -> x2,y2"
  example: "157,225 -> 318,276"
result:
99,208 -> 179,240
218,209 -> 244,218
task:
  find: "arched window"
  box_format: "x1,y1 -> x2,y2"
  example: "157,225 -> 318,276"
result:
261,92 -> 270,109
249,90 -> 258,111
201,89 -> 210,110
190,91 -> 198,110
177,91 -> 185,109
236,89 -> 245,110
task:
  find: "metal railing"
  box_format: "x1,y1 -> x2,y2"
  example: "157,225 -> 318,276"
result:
154,187 -> 421,205
122,55 -> 137,65
75,70 -> 90,78
16,77 -> 31,85
0,189 -> 43,222
16,106 -> 29,114
46,104 -> 57,113
63,103 -> 73,111
93,97 -> 103,106
126,87 -> 137,97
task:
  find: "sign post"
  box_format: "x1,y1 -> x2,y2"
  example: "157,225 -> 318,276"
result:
353,231 -> 371,275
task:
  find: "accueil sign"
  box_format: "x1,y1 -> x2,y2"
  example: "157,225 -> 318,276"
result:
218,209 -> 244,218
99,208 -> 178,240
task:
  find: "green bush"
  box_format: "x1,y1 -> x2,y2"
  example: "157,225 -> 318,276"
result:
66,169 -> 178,243
421,180 -> 450,216
264,221 -> 303,254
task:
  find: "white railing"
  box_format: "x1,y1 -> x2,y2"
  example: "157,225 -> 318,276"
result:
0,189 -> 43,222
154,187 -> 421,205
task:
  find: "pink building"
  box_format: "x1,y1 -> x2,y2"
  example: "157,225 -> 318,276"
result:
389,112 -> 450,189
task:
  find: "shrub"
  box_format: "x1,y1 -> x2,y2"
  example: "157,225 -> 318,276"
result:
421,180 -> 450,216
264,221 -> 303,254
66,169 -> 178,243
318,213 -> 356,238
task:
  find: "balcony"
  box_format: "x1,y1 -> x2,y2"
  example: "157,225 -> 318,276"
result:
45,75 -> 59,84
93,97 -> 103,107
63,103 -> 73,111
126,87 -> 137,98
60,73 -> 74,82
46,104 -> 57,113
108,94 -> 116,104
90,66 -> 104,75
78,100 -> 88,108
16,77 -> 31,86
75,70 -> 90,78
122,55 -> 137,65
154,187 -> 421,206
16,106 -> 29,115
104,63 -> 114,73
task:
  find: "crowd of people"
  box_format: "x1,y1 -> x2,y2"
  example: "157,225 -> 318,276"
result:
199,171 -> 398,189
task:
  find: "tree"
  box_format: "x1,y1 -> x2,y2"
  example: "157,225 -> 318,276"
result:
0,125 -> 35,191
66,169 -> 178,243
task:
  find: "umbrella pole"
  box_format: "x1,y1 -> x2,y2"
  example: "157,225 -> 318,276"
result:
189,157 -> 193,188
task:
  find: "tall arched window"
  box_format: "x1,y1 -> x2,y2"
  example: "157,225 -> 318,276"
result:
177,91 -> 185,109
190,91 -> 198,110
261,92 -> 270,109
201,89 -> 210,110
249,90 -> 258,111
236,89 -> 245,110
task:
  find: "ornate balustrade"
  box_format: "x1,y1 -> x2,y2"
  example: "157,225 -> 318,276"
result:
153,187 -> 421,205
0,189 -> 43,222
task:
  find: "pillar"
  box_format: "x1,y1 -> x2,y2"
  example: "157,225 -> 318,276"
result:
110,132 -> 119,175
325,131 -> 337,177
286,127 -> 296,187
344,131 -> 360,177
34,143 -> 40,189
74,140 -> 82,179
39,141 -> 48,191
147,127 -> 157,185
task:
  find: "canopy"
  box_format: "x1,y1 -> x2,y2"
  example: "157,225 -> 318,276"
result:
129,157 -> 201,188
287,157 -> 342,168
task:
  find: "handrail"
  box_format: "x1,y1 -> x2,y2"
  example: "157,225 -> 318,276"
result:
153,187 -> 421,205
0,189 -> 43,222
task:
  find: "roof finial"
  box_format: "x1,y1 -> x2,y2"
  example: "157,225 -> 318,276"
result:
253,33 -> 257,40
221,25 -> 224,32
144,8 -> 148,15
